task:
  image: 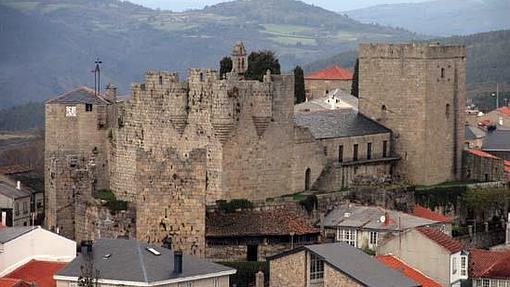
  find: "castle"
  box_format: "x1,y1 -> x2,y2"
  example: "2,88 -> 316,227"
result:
45,42 -> 465,257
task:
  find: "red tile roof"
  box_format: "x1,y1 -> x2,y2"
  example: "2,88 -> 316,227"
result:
4,260 -> 67,287
417,227 -> 464,253
0,279 -> 24,287
470,249 -> 510,279
466,149 -> 501,160
504,161 -> 510,173
411,204 -> 452,223
305,65 -> 353,80
376,256 -> 442,287
498,107 -> 510,117
206,209 -> 319,237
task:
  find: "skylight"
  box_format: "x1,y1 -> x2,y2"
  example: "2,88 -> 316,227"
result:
147,247 -> 161,256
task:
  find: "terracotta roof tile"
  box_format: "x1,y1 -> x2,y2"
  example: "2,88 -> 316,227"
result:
466,149 -> 501,160
470,249 -> 510,279
498,107 -> 510,117
376,255 -> 442,287
0,279 -> 23,287
417,227 -> 464,253
206,209 -> 319,237
5,260 -> 67,287
411,205 -> 452,223
305,65 -> 353,80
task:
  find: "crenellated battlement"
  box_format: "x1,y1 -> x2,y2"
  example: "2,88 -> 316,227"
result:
188,68 -> 220,83
359,43 -> 466,59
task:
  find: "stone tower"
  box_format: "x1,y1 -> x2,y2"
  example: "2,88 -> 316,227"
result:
45,87 -> 113,238
231,41 -> 248,75
358,43 -> 466,185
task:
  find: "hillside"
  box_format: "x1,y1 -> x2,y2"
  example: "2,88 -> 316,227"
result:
346,0 -> 510,36
0,0 -> 420,110
303,30 -> 510,108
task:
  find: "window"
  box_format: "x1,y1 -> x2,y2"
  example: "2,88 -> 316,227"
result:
337,229 -> 357,247
460,256 -> 467,276
305,168 -> 311,191
367,142 -> 372,160
309,253 -> 324,281
482,279 -> 490,287
178,283 -> 193,287
369,231 -> 378,246
338,145 -> 344,163
23,202 -> 28,214
452,257 -> 457,274
441,67 -> 445,78
446,103 -> 450,118
383,141 -> 388,158
323,146 -> 328,156
353,144 -> 359,161
213,278 -> 219,287
15,202 -> 20,216
65,106 -> 77,117
85,104 -> 93,112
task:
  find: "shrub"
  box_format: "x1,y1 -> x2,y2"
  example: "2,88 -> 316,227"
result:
94,189 -> 128,213
216,199 -> 254,213
299,195 -> 318,213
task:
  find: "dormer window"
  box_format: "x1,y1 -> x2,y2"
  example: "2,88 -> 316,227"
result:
66,106 -> 77,117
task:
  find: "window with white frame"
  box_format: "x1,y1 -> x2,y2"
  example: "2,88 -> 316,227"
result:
213,278 -> 219,287
309,253 -> 324,282
452,257 -> 457,274
369,231 -> 378,246
337,228 -> 357,247
460,256 -> 467,276
66,106 -> 77,117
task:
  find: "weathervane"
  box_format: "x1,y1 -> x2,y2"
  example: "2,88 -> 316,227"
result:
93,58 -> 102,96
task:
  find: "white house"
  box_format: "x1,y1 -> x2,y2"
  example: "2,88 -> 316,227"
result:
0,226 -> 76,275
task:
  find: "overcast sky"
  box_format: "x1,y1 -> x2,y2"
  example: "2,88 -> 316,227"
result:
127,0 -> 430,12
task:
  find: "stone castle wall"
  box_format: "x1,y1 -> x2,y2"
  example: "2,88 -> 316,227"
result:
359,43 -> 466,185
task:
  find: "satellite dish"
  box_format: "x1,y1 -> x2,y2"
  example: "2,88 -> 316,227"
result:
380,215 -> 386,223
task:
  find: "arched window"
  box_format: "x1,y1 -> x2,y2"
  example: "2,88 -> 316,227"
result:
446,103 -> 451,118
441,68 -> 445,78
305,168 -> 311,191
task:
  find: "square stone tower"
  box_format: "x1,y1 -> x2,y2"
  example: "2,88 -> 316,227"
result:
358,43 -> 466,185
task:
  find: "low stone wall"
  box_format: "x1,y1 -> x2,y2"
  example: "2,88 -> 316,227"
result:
457,229 -> 506,249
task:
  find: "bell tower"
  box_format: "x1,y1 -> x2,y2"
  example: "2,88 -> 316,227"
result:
231,41 -> 248,75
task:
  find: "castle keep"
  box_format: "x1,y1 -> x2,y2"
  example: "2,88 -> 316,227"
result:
45,42 -> 466,257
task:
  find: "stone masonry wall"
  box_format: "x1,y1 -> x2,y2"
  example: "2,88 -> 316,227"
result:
358,43 -> 466,186
270,250 -> 306,287
324,263 -> 362,287
305,79 -> 352,101
135,148 -> 207,257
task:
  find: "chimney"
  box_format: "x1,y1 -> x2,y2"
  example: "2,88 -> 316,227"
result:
1,212 -> 6,226
173,251 -> 183,274
81,240 -> 93,254
16,181 -> 21,190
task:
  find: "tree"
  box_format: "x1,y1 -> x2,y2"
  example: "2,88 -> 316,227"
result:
351,58 -> 359,98
294,66 -> 306,104
219,57 -> 232,79
245,50 -> 281,81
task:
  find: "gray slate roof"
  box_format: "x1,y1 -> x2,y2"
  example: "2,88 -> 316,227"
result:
269,243 -> 419,287
294,110 -> 391,140
0,182 -> 31,199
483,128 -> 510,151
465,125 -> 486,140
0,226 -> 38,243
323,204 -> 439,231
56,239 -> 235,283
47,87 -> 110,105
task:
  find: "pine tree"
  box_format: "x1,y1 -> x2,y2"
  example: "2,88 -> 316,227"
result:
351,58 -> 359,98
294,66 -> 306,104
219,57 -> 233,79
244,50 -> 281,81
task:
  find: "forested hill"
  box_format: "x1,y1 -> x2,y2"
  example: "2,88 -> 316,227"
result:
346,0 -> 510,37
0,0 -> 420,109
303,30 -> 510,99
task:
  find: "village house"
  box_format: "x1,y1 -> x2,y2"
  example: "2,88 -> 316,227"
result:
479,106 -> 510,128
54,239 -> 236,287
463,149 -> 506,182
304,65 -> 353,101
483,128 -> 510,161
469,249 -> 510,287
322,204 -> 451,252
377,227 -> 468,287
294,89 -> 358,112
0,226 -> 75,277
376,255 -> 443,287
206,209 -> 319,261
0,181 -> 31,227
268,242 -> 420,287
465,124 -> 486,149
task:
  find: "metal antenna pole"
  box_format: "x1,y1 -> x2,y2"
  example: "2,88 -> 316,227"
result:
95,58 -> 102,96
